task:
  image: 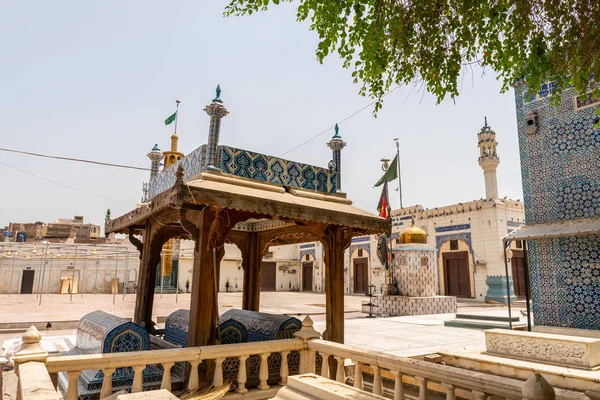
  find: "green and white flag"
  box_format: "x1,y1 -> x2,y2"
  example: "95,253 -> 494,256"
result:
164,111 -> 177,126
374,154 -> 398,187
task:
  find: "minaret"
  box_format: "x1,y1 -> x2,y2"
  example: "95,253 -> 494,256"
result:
147,144 -> 164,180
478,117 -> 500,199
203,85 -> 229,168
327,123 -> 347,191
162,132 -> 184,169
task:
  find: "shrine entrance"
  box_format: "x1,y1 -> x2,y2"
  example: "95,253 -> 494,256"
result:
302,262 -> 313,291
353,257 -> 369,293
443,251 -> 470,297
511,250 -> 527,298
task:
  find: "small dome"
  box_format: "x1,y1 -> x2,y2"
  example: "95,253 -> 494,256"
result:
399,217 -> 427,244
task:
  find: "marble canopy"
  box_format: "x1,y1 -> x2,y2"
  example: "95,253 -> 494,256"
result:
107,166 -> 390,349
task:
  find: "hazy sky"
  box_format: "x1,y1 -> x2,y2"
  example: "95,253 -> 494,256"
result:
0,1 -> 523,230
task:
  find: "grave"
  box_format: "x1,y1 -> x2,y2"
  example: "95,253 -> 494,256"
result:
56,311 -> 164,399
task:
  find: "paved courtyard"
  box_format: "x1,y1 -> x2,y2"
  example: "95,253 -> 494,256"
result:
0,292 -> 504,357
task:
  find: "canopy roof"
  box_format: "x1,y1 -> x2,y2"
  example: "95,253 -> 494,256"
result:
107,169 -> 390,237
504,216 -> 600,241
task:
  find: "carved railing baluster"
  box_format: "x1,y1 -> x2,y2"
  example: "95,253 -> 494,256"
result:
308,349 -> 317,373
279,351 -> 290,385
353,361 -> 363,390
392,370 -> 404,400
65,370 -> 81,400
236,355 -> 249,394
472,390 -> 488,400
442,383 -> 456,400
131,365 -> 145,393
258,353 -> 270,390
213,357 -> 225,388
372,366 -> 383,395
188,360 -> 201,391
334,356 -> 345,383
320,353 -> 330,379
100,368 -> 115,398
161,362 -> 174,391
416,376 -> 429,400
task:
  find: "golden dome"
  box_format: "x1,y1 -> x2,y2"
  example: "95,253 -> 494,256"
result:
399,217 -> 427,244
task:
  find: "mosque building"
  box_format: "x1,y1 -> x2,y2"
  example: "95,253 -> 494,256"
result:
348,119 -> 526,302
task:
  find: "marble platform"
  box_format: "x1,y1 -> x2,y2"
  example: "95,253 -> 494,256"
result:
485,329 -> 600,370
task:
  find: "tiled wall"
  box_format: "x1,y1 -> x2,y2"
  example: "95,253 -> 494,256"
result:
219,146 -> 337,194
148,145 -> 337,199
515,83 -> 600,329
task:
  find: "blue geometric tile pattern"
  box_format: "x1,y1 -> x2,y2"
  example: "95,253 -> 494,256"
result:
219,146 -> 338,194
435,232 -> 473,254
148,145 -> 206,199
514,82 -> 600,330
148,144 -> 337,199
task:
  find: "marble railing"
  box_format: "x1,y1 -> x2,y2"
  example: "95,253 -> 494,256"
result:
13,320 -> 592,400
306,339 -> 588,400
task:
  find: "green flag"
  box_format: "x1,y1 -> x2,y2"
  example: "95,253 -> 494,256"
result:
374,154 -> 398,187
164,111 -> 177,126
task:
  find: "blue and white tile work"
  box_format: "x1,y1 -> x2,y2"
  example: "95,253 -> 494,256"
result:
148,145 -> 206,199
514,82 -> 600,330
148,144 -> 337,199
219,146 -> 337,194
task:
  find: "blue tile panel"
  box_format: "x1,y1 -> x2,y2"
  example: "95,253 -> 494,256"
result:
527,235 -> 600,330
148,145 -> 206,199
299,243 -> 315,249
219,146 -> 337,194
514,83 -> 600,330
515,84 -> 600,225
435,232 -> 473,254
435,224 -> 470,233
148,145 -> 337,199
299,249 -> 316,261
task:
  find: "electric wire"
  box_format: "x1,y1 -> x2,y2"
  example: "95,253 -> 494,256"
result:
279,85 -> 402,157
0,147 -> 152,171
0,160 -> 131,204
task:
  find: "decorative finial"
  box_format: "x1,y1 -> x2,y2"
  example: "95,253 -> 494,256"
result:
333,123 -> 340,138
484,116 -> 488,127
411,214 -> 415,226
213,84 -> 222,102
152,143 -> 160,151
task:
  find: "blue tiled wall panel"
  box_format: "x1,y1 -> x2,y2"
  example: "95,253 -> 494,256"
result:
218,146 -> 337,194
528,235 -> 600,330
515,83 -> 600,330
148,145 -> 337,199
515,85 -> 600,225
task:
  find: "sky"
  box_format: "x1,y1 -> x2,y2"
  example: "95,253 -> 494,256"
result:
0,1 -> 523,230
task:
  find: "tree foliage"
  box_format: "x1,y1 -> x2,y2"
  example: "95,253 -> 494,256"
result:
225,0 -> 599,111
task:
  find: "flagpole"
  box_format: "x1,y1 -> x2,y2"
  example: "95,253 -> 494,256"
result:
174,100 -> 181,134
394,138 -> 403,209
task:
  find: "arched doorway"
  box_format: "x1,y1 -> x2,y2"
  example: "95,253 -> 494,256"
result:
438,238 -> 474,298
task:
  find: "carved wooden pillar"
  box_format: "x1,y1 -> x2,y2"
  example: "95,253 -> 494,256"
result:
133,221 -> 168,332
243,232 -> 261,311
321,225 -> 352,344
181,208 -> 219,348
